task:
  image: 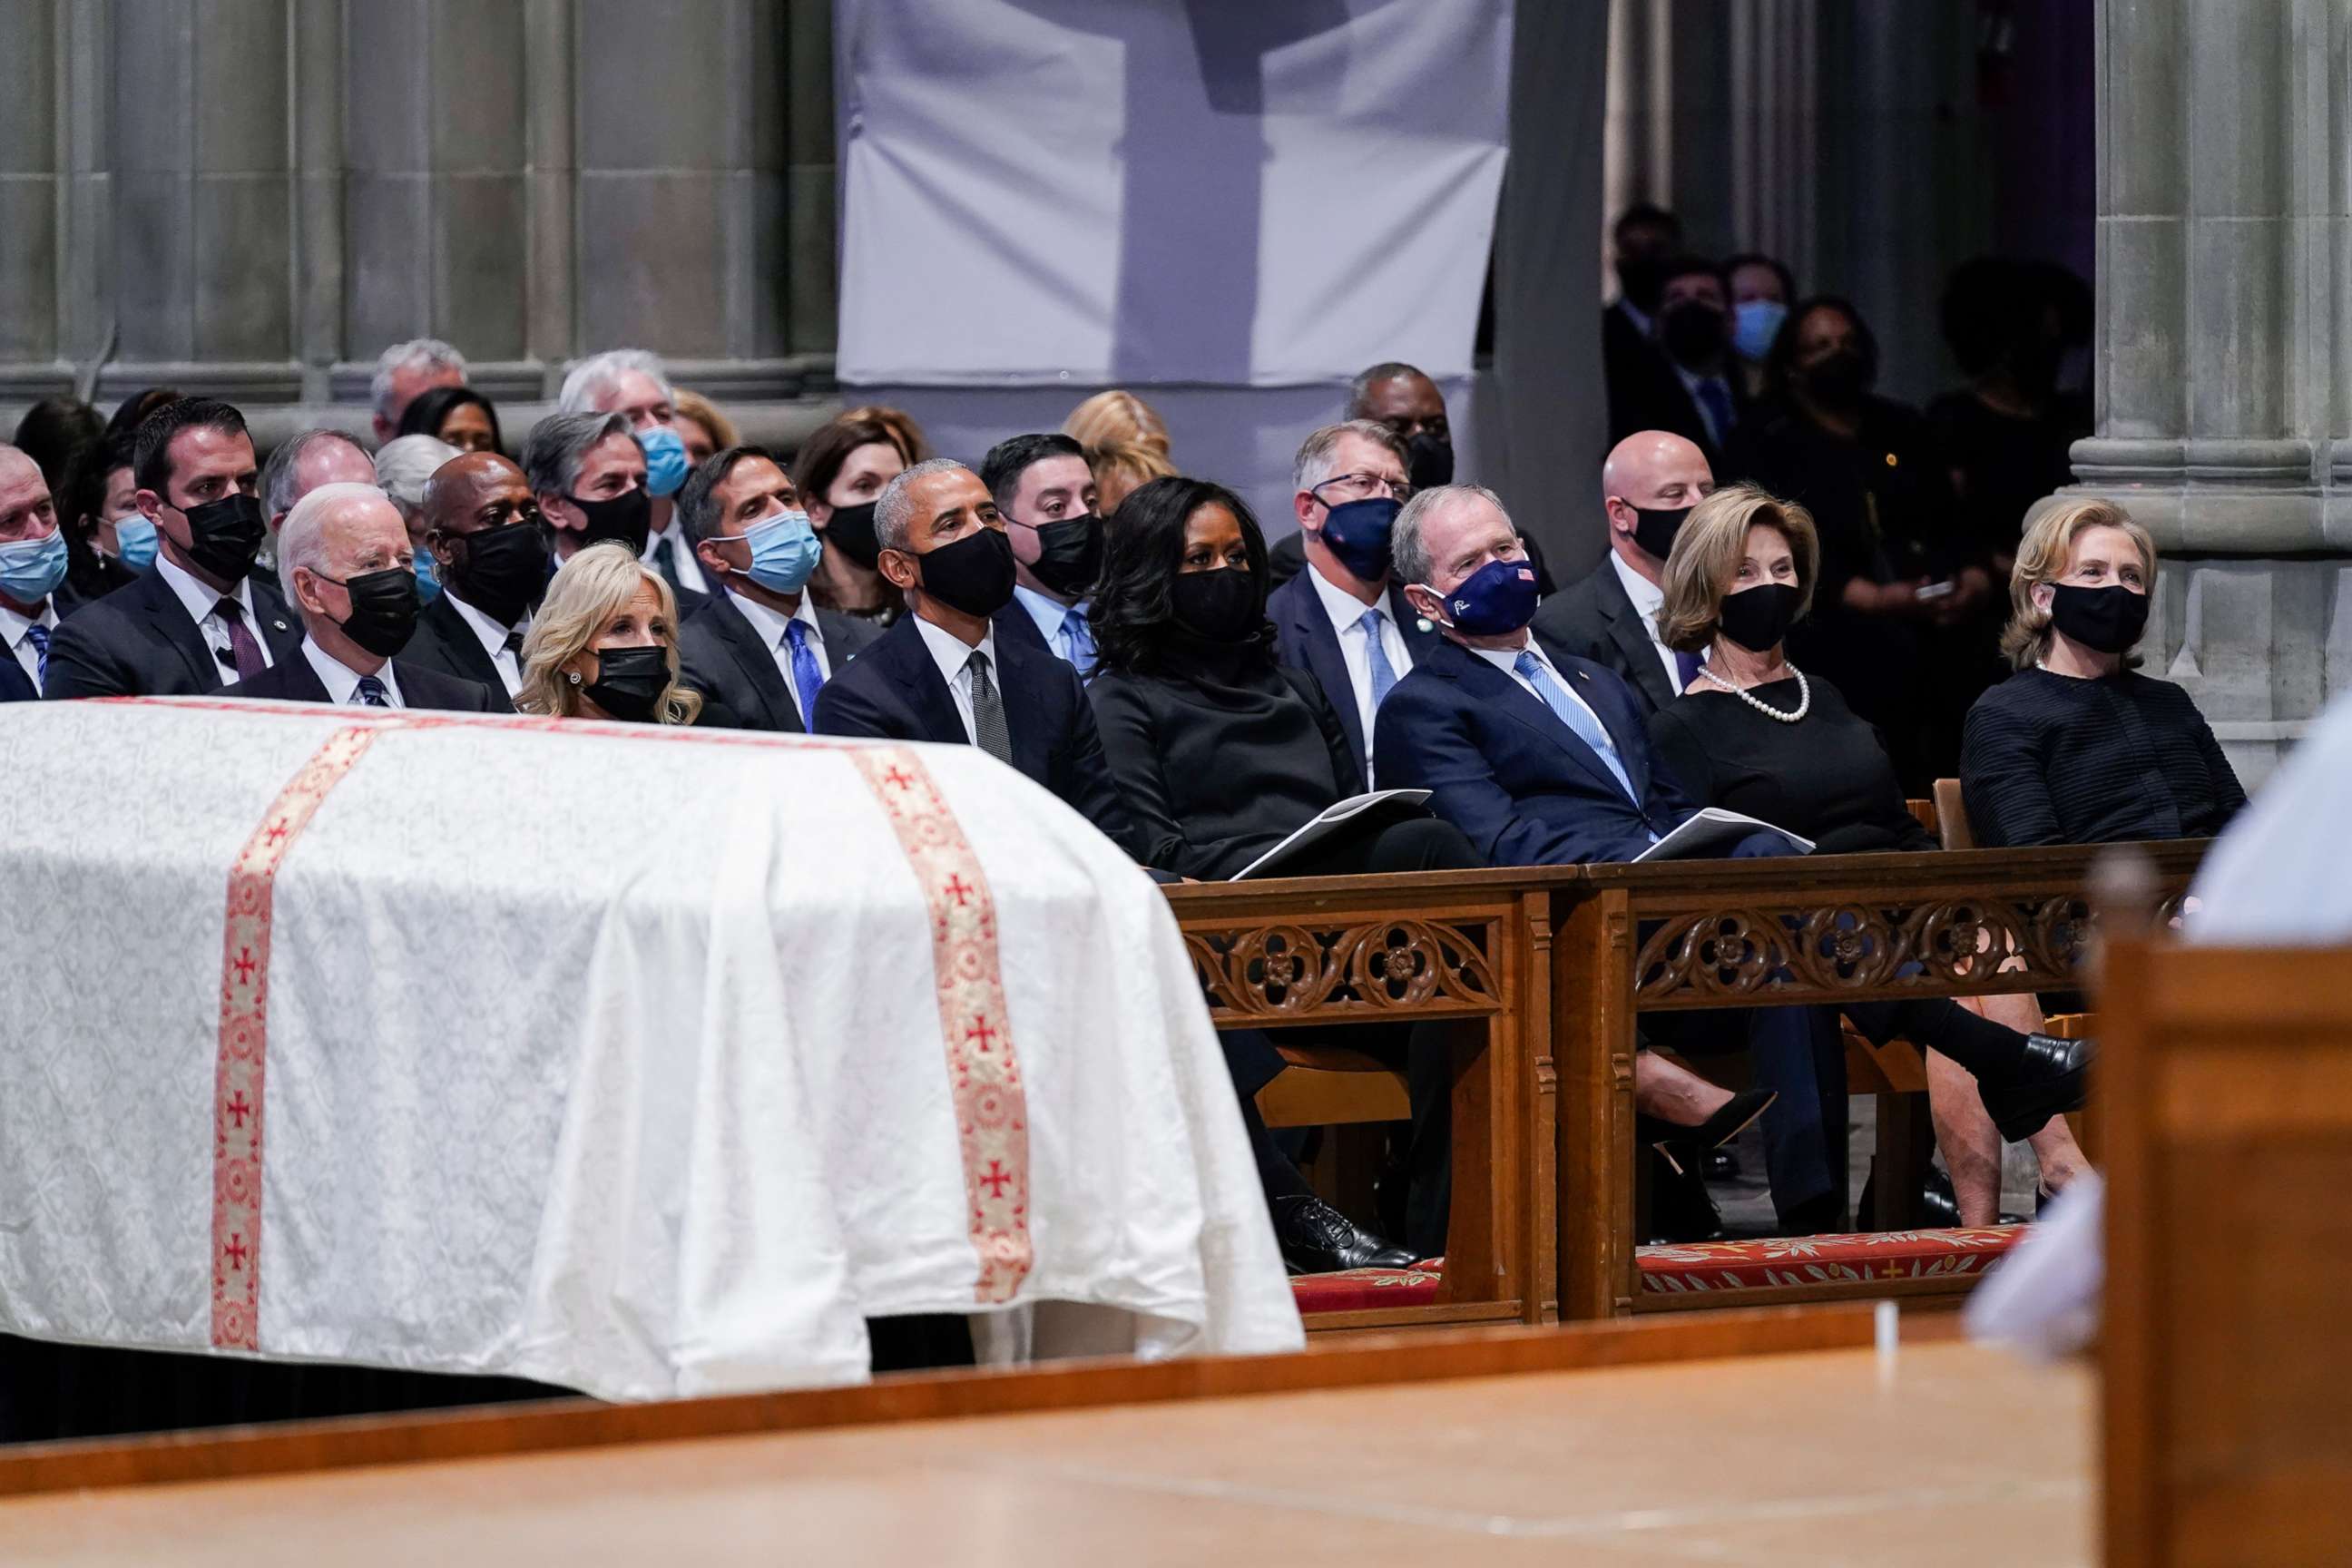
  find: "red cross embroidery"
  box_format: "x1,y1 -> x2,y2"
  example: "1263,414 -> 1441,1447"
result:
262,819 -> 291,847
980,1160 -> 1013,1199
231,947 -> 258,985
882,766 -> 914,791
943,875 -> 974,906
965,1015 -> 999,1054
222,1233 -> 250,1272
225,1091 -> 253,1129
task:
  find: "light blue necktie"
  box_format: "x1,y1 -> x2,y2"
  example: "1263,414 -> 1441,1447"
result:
1357,607 -> 1398,709
1059,604 -> 1097,678
1515,650 -> 1637,802
784,619 -> 825,725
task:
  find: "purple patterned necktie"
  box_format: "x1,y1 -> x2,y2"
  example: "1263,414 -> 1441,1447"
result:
214,597 -> 265,681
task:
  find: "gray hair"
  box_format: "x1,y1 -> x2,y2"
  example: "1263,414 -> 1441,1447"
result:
1392,483 -> 1511,590
261,428 -> 372,522
557,348 -> 672,416
875,457 -> 972,555
371,338 -> 467,421
1344,361 -> 1430,420
1291,418 -> 1407,496
373,434 -> 460,522
522,411 -> 632,499
279,481 -> 398,622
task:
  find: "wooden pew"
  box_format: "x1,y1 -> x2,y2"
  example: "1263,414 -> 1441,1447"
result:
1549,841 -> 2210,1320
2101,938 -> 2352,1565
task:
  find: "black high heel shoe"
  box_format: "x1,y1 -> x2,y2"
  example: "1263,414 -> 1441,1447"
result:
1637,1089 -> 1778,1177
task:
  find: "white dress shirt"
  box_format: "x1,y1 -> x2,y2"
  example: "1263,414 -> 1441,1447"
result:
728,586 -> 832,709
445,591 -> 528,697
2,599 -> 57,692
911,613 -> 995,746
642,521 -> 709,595
1611,552 -> 1686,696
155,551 -> 276,674
1305,562 -> 1415,747
300,636 -> 404,707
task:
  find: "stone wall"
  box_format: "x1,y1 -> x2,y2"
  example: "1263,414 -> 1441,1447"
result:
0,0 -> 838,414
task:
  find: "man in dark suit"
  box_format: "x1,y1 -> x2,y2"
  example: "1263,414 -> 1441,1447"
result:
521,409 -> 701,614
1530,430 -> 1719,718
0,443 -> 71,701
1608,256 -> 1749,470
1263,420 -> 1438,783
981,432 -> 1101,675
45,398 -> 305,700
1375,482 -> 1847,1231
402,451 -> 548,711
1603,202 -> 1681,446
675,443 -> 878,731
218,483 -> 496,711
812,459 -> 1142,860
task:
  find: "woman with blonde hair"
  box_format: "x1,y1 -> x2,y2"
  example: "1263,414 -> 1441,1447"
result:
1088,438 -> 1177,516
1647,482 -> 2094,1224
516,542 -> 705,724
1961,497 -> 2243,848
1063,389 -> 1170,458
671,389 -> 739,469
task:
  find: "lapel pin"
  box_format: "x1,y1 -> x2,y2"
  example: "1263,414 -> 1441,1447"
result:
272,620 -> 289,632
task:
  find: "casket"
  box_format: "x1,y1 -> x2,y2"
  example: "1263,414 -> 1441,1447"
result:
0,699 -> 1301,1400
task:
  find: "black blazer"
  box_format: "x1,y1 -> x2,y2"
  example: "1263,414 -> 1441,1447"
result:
678,588 -> 881,733
1609,355 -> 1747,472
810,612 -> 1142,860
399,592 -> 518,713
1265,567 -> 1441,778
44,568 -> 304,701
1371,632 -> 1693,867
0,641 -> 38,702
217,652 -> 501,711
1529,554 -> 1681,717
1088,662 -> 1363,879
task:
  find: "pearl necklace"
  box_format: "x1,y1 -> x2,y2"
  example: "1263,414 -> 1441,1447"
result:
1697,662 -> 1811,723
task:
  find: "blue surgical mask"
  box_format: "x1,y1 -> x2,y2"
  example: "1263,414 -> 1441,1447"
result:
414,550 -> 444,604
0,529 -> 70,605
637,425 -> 691,498
1732,299 -> 1788,363
720,509 -> 823,594
1313,495 -> 1401,583
112,513 -> 161,573
1422,556 -> 1540,637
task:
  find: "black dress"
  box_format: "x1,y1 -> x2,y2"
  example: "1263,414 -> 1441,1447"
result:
1646,676 -> 1936,856
1959,667 -> 2247,848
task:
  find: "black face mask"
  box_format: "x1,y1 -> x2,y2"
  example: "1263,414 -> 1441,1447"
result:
446,523 -> 550,627
1405,431 -> 1455,492
177,493 -> 268,583
583,643 -> 670,722
2008,336 -> 2063,397
1660,303 -> 1727,367
314,565 -> 420,658
2045,582 -> 2149,655
1800,351 -> 1868,407
1621,503 -> 1690,562
566,486 -> 652,555
1615,256 -> 1669,315
1017,513 -> 1102,599
1169,567 -> 1260,642
826,502 -> 884,572
910,525 -> 1016,618
1716,581 -> 1804,653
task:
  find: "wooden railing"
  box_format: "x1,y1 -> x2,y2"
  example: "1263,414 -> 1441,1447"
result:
1167,840 -> 2212,1328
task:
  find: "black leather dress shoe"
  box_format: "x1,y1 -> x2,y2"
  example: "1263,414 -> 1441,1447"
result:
1269,1194 -> 1418,1275
1980,1033 -> 2093,1145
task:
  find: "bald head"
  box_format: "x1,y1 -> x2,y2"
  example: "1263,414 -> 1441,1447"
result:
422,449 -> 528,533
1601,431 -> 1715,576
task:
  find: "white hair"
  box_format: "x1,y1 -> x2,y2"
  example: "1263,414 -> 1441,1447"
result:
875,457 -> 973,554
1291,418 -> 1406,496
373,435 -> 460,520
279,481 -> 399,619
558,349 -> 673,416
1392,484 -> 1510,590
371,338 -> 467,420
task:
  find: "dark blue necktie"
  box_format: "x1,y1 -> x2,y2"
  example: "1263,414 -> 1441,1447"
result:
784,620 -> 824,724
1695,379 -> 1737,447
1674,648 -> 1702,692
24,623 -> 50,687
353,674 -> 389,707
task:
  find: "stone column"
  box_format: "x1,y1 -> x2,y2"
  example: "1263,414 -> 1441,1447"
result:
2040,0 -> 2349,781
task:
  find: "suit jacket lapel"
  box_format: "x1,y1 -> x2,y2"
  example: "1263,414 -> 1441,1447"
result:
711,594 -> 803,731
1443,641 -> 1640,802
0,651 -> 35,701
882,621 -> 969,747
133,572 -> 227,690
993,634 -> 1055,784
425,595 -> 506,689
1279,580 -> 1367,767
250,583 -> 304,663
1595,564 -> 1679,713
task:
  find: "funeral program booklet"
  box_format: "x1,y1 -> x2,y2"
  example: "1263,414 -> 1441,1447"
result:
1230,790 -> 1435,880
1633,807 -> 1816,863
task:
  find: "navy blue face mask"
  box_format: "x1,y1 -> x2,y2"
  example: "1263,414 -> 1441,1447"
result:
1422,556 -> 1541,637
1313,496 -> 1400,582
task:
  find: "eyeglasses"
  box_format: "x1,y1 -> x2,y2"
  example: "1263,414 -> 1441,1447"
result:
1310,472 -> 1412,506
